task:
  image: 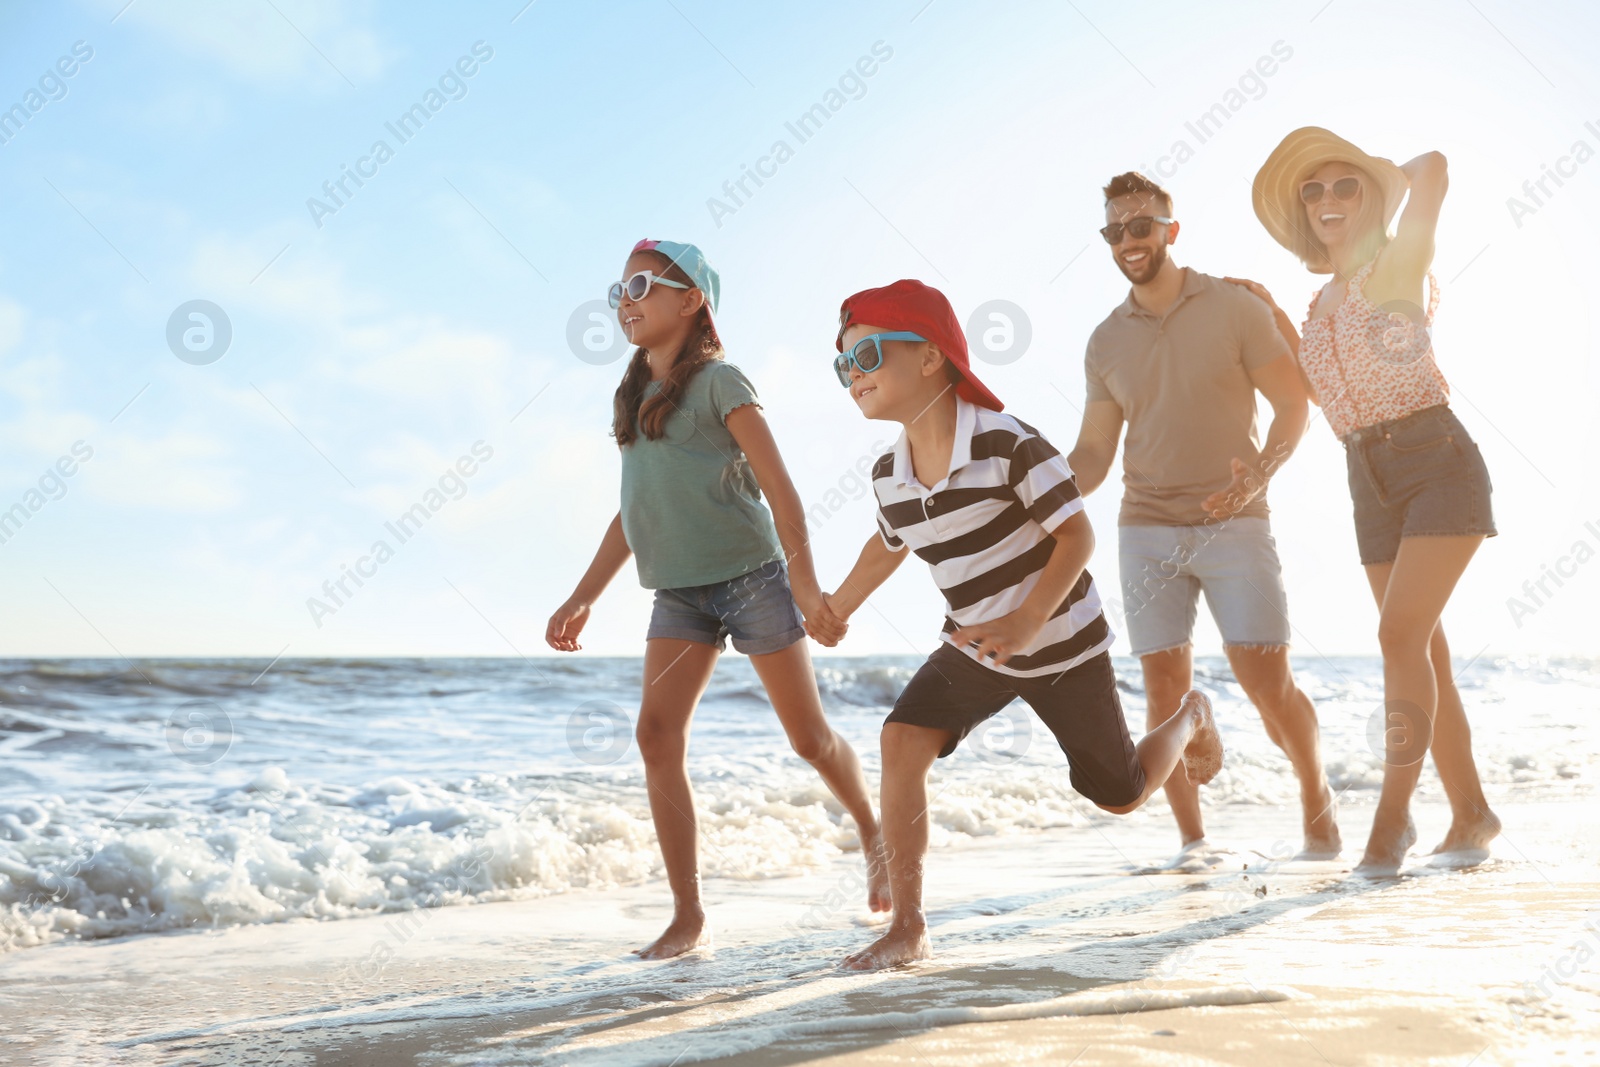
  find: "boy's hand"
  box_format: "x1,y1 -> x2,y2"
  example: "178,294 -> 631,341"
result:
802,592 -> 850,646
545,598 -> 591,651
950,606 -> 1047,667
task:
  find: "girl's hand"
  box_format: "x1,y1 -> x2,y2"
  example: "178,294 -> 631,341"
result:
546,598 -> 591,652
1223,276 -> 1278,310
803,592 -> 850,647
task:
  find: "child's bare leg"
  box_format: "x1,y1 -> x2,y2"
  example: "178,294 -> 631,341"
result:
842,723 -> 949,970
1098,690 -> 1221,815
634,638 -> 721,959
749,640 -> 891,912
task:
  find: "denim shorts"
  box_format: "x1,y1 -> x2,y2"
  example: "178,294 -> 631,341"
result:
645,559 -> 805,655
1117,517 -> 1293,658
1343,405 -> 1496,566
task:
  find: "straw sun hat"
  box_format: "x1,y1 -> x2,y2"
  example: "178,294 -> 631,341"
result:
1252,127 -> 1409,271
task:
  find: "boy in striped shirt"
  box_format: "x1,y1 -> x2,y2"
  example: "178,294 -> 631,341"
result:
812,280 -> 1224,970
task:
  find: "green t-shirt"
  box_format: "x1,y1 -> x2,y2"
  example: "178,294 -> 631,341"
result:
620,360 -> 785,589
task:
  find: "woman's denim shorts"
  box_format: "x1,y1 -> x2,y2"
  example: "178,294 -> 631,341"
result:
646,559 -> 805,655
1343,404 -> 1496,566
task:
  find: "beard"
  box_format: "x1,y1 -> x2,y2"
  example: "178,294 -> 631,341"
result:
1115,240 -> 1168,286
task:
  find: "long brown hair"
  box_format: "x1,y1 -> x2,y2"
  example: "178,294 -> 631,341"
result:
610,251 -> 723,447
1288,164 -> 1391,275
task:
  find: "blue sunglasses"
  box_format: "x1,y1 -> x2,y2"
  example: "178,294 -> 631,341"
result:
834,331 -> 926,388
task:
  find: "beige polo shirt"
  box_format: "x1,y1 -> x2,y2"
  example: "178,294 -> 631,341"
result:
1085,268 -> 1290,527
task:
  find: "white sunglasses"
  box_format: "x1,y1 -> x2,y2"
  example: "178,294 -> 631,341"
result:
608,270 -> 690,308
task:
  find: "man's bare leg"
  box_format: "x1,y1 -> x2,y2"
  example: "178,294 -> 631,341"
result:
841,723 -> 949,971
749,639 -> 891,912
633,638 -> 721,959
1225,645 -> 1342,858
1141,646 -> 1208,847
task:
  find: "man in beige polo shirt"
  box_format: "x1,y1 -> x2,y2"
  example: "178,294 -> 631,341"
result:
1067,172 -> 1341,864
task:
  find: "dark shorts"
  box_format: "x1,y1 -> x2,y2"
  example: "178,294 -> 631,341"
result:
1343,404 -> 1497,566
884,644 -> 1146,808
645,559 -> 804,656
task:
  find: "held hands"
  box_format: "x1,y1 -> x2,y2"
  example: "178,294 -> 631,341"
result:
1201,456 -> 1267,519
801,590 -> 850,647
949,606 -> 1047,668
545,598 -> 591,652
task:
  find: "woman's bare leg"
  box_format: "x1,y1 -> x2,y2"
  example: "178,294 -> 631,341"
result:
633,638 -> 721,959
748,639 -> 891,912
1363,558 -> 1500,864
1358,535 -> 1485,873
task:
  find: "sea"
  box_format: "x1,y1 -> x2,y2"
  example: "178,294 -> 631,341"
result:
1,654 -> 1595,953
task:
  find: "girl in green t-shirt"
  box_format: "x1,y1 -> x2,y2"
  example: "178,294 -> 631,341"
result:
546,239 -> 888,959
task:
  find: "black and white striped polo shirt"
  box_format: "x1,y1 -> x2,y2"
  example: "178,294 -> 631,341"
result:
873,396 -> 1115,678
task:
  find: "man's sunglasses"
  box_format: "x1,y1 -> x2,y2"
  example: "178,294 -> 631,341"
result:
1300,177 -> 1362,203
834,331 -> 925,388
1099,215 -> 1173,245
608,270 -> 691,309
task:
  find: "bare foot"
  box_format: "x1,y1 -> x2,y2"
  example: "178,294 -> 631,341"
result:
1430,807 -> 1501,854
1299,786 -> 1343,860
1180,691 -> 1223,787
634,910 -> 708,960
1428,807 -> 1501,866
862,827 -> 893,913
1149,837 -> 1232,873
1353,812 -> 1418,876
841,921 -> 931,971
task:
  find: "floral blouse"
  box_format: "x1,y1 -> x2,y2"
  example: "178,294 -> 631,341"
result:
1297,261 -> 1450,439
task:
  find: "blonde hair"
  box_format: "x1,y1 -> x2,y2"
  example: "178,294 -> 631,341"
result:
1288,164 -> 1390,275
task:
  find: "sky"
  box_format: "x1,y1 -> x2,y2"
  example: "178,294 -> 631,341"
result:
0,0 -> 1596,662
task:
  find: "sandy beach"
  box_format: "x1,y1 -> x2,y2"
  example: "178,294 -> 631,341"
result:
3,792 -> 1596,1067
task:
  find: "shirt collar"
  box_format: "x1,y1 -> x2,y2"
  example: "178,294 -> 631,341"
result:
891,392 -> 976,492
1116,265 -> 1202,320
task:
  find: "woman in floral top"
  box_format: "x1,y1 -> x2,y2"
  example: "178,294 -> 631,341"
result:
1230,127 -> 1499,875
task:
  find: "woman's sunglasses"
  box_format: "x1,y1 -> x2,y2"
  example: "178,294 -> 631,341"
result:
608,270 -> 691,309
834,331 -> 925,388
1098,215 -> 1173,245
1299,177 -> 1362,203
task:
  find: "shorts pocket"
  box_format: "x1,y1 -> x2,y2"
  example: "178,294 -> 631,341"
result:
1384,420 -> 1460,456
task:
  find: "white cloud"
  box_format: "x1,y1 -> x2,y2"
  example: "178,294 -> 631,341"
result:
112,0 -> 398,89
85,429 -> 241,512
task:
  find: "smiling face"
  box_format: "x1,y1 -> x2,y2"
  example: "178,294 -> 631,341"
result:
1104,193 -> 1176,286
616,250 -> 702,354
1301,161 -> 1367,253
838,322 -> 946,422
